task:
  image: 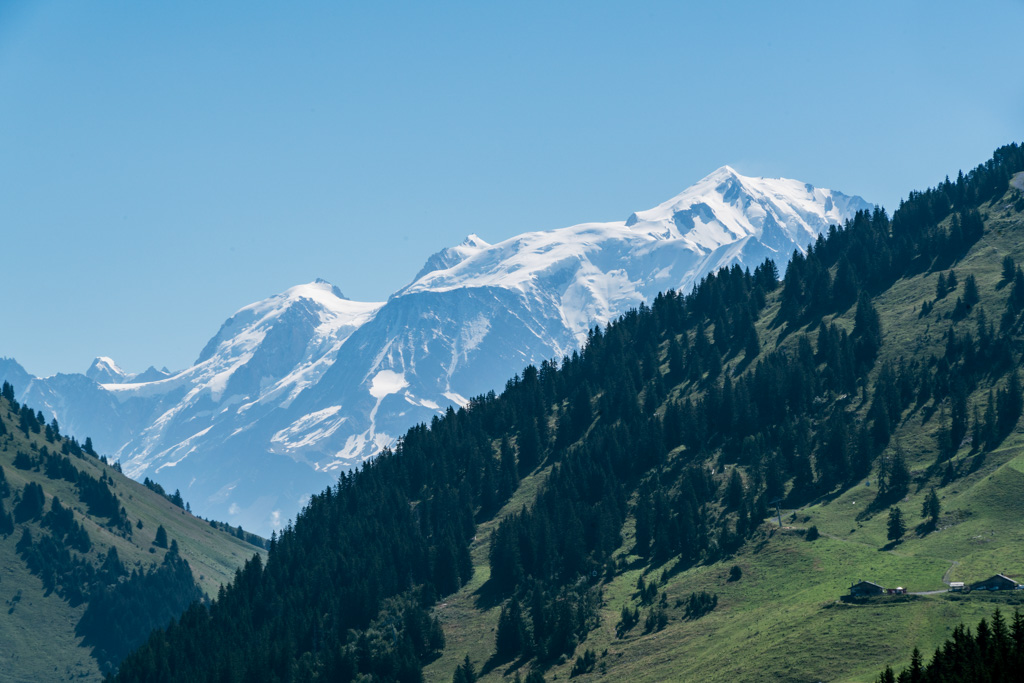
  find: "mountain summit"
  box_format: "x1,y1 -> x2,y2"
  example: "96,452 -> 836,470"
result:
86,357 -> 172,385
626,165 -> 863,247
86,356 -> 128,384
2,169 -> 870,534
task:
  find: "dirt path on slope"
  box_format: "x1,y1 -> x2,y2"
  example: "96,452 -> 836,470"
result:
908,561 -> 959,595
941,560 -> 959,585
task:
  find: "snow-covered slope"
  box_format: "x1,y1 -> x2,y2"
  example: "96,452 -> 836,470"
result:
0,167 -> 870,535
100,280 -> 383,476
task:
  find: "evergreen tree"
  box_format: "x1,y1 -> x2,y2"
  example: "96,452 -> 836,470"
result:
524,670 -> 547,683
1002,255 -> 1017,283
571,649 -> 598,677
983,389 -> 998,448
1,381 -> 15,403
452,654 -> 476,683
153,524 -> 168,549
997,369 -> 1023,437
744,324 -> 761,361
853,293 -> 883,368
907,647 -> 924,683
922,488 -> 940,525
950,380 -> 969,451
13,450 -> 32,470
963,274 -> 980,307
935,406 -> 954,461
100,546 -> 126,579
0,498 -> 13,536
13,481 -> 45,522
498,436 -> 519,503
495,599 -> 528,661
971,403 -> 984,452
886,506 -> 906,542
517,419 -> 542,476
725,469 -> 744,510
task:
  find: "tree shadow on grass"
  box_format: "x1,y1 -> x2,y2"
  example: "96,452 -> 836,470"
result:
480,652 -> 540,679
915,520 -> 937,537
473,577 -> 506,611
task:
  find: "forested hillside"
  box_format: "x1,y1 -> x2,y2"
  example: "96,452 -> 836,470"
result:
113,143 -> 1024,683
0,386 -> 265,681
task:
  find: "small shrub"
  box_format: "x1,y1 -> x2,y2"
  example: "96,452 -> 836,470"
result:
615,605 -> 640,638
570,649 -> 596,677
683,591 -> 718,620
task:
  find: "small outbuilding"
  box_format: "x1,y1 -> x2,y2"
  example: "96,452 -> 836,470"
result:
971,574 -> 1019,591
850,580 -> 884,597
949,582 -> 965,592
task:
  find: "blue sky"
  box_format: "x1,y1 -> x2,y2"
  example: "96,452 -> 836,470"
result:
1,1 -> 1021,376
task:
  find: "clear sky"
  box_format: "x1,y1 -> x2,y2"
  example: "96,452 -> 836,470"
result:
1,1 -> 1021,377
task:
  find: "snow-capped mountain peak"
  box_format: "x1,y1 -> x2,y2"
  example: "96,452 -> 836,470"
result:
403,167 -> 871,301
312,277 -> 347,300
410,234 -> 493,284
194,280 -> 378,366
84,357 -> 172,385
625,166 -> 868,254
86,356 -> 128,384
250,278 -> 352,316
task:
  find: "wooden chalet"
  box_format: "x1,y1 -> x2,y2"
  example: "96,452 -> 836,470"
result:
849,580 -> 884,597
970,574 -> 1019,591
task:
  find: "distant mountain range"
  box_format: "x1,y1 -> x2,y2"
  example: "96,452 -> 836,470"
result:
0,166 -> 870,534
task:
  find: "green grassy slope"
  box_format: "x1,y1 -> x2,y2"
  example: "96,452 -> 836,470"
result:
0,397 -> 265,682
424,181 -> 1024,682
